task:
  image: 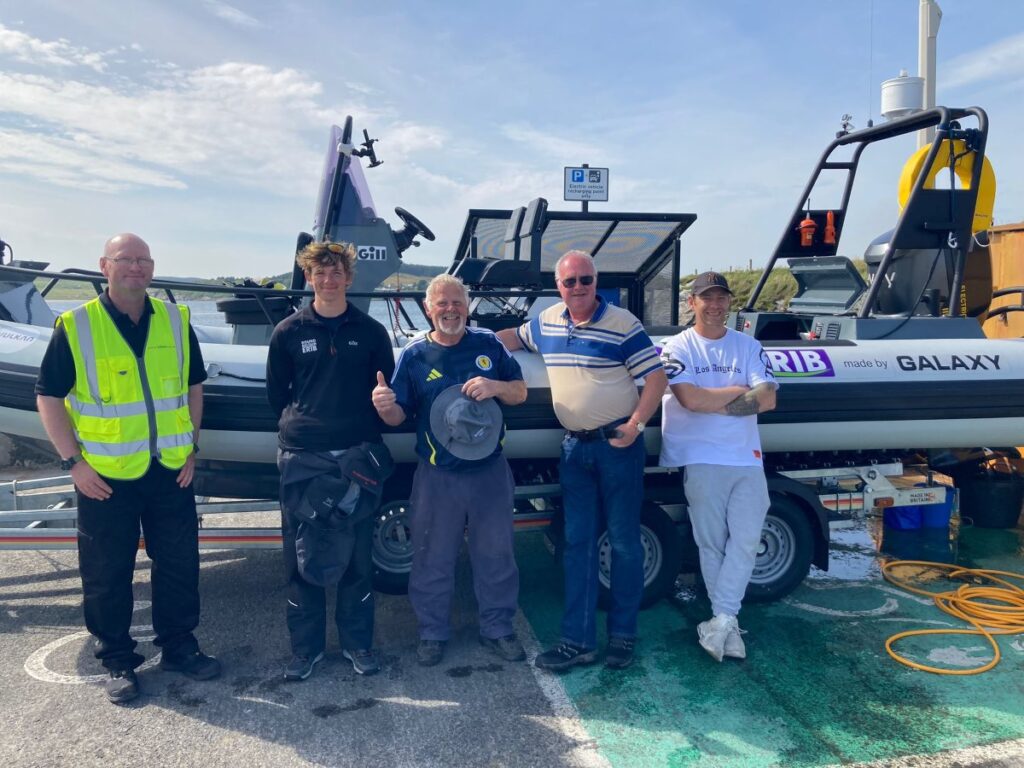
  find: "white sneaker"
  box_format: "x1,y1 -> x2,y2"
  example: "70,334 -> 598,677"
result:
724,625 -> 746,660
697,614 -> 737,662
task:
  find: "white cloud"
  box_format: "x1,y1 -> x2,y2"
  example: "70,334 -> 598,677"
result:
202,0 -> 262,29
0,23 -> 108,72
944,32 -> 1024,90
0,128 -> 186,192
500,123 -> 605,163
0,63 -> 360,196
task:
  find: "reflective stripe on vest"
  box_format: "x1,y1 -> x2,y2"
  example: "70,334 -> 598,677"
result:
61,297 -> 194,480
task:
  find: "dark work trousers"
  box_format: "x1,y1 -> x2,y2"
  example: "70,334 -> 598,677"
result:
76,462 -> 201,672
281,502 -> 375,658
408,455 -> 519,642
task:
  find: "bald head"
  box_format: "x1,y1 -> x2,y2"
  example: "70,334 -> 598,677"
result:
103,233 -> 150,261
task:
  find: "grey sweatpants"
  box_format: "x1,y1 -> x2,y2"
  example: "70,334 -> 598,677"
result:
683,464 -> 770,617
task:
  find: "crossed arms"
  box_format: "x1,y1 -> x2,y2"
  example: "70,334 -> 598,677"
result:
669,381 -> 776,416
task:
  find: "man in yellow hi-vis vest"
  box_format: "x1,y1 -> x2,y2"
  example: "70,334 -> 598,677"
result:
35,233 -> 220,704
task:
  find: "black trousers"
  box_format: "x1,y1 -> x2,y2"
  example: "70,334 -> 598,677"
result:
77,462 -> 201,671
281,497 -> 375,658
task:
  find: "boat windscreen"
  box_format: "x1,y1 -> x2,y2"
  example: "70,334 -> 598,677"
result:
457,208 -> 695,278
312,124 -> 378,240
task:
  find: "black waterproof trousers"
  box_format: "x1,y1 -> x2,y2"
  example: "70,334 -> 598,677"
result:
76,462 -> 201,671
280,492 -> 375,658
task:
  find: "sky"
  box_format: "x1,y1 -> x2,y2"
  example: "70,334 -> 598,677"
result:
0,0 -> 1022,279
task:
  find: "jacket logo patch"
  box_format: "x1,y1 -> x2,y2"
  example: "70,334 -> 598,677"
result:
426,368 -> 443,382
476,355 -> 492,371
348,340 -> 359,346
301,339 -> 318,354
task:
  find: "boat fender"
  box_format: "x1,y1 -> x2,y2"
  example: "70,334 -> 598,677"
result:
897,138 -> 996,233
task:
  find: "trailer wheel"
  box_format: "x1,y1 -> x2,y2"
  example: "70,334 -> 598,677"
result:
597,502 -> 682,609
745,495 -> 813,603
371,499 -> 412,595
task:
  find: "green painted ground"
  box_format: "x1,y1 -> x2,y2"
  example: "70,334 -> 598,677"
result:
516,522 -> 1024,768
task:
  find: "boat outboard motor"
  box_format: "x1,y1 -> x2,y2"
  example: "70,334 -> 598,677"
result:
863,228 -> 992,319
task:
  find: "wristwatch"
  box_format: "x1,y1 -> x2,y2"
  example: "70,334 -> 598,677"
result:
632,420 -> 646,433
59,454 -> 80,471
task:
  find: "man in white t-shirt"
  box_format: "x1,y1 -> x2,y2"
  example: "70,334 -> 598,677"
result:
659,271 -> 778,662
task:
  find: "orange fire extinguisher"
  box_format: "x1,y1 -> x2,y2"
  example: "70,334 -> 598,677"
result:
798,213 -> 816,247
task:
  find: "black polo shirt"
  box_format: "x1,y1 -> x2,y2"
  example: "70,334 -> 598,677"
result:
35,291 -> 207,398
266,303 -> 395,452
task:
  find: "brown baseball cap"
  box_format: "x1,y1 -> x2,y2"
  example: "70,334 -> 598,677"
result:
690,271 -> 732,295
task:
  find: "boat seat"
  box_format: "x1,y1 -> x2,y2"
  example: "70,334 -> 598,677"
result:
451,257 -> 498,285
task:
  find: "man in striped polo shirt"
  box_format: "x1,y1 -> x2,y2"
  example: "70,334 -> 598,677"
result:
499,250 -> 667,670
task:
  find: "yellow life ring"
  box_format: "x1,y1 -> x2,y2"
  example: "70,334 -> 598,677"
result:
897,138 -> 996,233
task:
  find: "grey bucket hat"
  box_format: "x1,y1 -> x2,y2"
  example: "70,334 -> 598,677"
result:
428,384 -> 503,461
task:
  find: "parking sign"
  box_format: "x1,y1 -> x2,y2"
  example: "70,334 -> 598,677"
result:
564,167 -> 609,202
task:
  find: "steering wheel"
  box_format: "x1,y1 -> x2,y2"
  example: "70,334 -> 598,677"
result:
394,207 -> 436,242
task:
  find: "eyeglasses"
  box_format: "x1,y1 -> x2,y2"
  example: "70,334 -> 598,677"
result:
325,243 -> 347,254
560,275 -> 595,289
106,257 -> 154,267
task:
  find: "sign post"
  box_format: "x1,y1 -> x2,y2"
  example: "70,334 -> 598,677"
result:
564,164 -> 609,213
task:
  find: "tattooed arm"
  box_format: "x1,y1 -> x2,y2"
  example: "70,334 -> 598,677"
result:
721,382 -> 777,416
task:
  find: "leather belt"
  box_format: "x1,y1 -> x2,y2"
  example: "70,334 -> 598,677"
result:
565,418 -> 628,442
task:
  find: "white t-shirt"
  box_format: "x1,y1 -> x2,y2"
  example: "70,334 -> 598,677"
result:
658,327 -> 777,468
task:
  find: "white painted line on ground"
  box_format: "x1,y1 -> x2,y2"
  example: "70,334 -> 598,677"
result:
24,626 -> 160,684
515,611 -> 611,768
785,597 -> 900,617
833,736 -> 1024,768
23,600 -> 157,684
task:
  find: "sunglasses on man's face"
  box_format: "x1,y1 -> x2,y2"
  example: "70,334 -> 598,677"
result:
560,275 -> 595,289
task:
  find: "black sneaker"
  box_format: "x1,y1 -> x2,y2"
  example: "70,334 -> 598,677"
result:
416,639 -> 446,667
605,637 -> 636,669
160,651 -> 222,681
479,634 -> 526,662
343,648 -> 381,676
105,669 -> 139,704
534,642 -> 598,672
283,651 -> 325,682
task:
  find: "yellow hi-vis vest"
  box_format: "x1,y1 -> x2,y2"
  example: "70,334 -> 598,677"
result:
59,297 -> 195,480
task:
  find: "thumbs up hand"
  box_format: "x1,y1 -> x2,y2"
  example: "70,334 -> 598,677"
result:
372,370 -> 397,412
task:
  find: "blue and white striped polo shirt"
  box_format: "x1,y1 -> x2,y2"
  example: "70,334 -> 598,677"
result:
516,297 -> 662,432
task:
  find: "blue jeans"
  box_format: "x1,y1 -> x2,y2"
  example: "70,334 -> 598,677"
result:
559,434 -> 645,649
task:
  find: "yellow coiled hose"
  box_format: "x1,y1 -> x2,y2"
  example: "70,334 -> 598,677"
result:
881,560 -> 1024,675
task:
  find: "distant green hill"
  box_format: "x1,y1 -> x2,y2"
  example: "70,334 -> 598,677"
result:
684,260 -> 869,310
35,260 -> 866,308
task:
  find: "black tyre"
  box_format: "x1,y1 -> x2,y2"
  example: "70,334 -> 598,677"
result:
744,495 -> 814,603
371,498 -> 412,595
597,503 -> 682,609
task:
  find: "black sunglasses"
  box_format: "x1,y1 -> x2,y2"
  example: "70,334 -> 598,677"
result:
560,275 -> 595,288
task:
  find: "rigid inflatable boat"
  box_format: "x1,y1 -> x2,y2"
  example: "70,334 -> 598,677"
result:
1,107 -> 1021,499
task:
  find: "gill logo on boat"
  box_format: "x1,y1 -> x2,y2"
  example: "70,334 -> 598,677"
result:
357,245 -> 387,261
765,349 -> 835,378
